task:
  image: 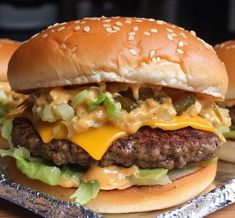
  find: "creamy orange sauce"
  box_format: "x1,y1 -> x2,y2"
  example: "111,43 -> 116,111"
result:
0,81 -> 26,111
81,164 -> 139,190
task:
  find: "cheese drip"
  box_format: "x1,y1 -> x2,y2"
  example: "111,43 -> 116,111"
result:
36,115 -> 224,161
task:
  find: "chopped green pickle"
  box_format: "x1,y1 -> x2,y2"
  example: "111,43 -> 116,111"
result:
174,94 -> 196,115
114,95 -> 137,112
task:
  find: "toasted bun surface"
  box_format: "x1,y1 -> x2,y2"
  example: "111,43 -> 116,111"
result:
214,40 -> 235,99
0,39 -> 20,81
7,158 -> 216,213
8,17 -> 227,98
218,140 -> 235,163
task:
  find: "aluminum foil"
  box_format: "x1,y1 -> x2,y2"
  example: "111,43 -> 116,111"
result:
1,159 -> 235,218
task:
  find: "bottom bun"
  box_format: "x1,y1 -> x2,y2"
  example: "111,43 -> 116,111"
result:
218,140 -> 235,163
7,159 -> 217,214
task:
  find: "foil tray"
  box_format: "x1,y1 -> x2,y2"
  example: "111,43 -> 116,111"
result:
1,158 -> 235,218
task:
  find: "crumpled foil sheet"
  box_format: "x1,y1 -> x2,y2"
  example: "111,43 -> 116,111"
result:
158,179 -> 235,218
0,163 -> 102,218
1,160 -> 235,218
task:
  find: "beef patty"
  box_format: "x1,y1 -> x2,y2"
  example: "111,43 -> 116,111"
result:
12,117 -> 221,169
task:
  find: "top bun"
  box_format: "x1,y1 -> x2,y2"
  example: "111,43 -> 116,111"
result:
0,39 -> 20,82
214,40 -> 235,99
8,17 -> 227,98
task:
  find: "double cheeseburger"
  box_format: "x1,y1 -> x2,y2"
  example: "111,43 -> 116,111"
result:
215,40 -> 235,163
0,39 -> 24,148
1,17 -> 230,213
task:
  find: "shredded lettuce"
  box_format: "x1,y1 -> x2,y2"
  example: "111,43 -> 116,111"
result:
0,147 -> 99,204
224,130 -> 235,140
0,103 -> 8,124
70,180 -> 100,204
134,168 -> 169,180
131,168 -> 170,186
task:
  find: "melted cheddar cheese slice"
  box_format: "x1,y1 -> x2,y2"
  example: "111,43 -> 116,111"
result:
36,115 -> 224,161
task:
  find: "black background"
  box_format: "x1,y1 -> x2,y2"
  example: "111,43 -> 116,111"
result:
0,0 -> 234,45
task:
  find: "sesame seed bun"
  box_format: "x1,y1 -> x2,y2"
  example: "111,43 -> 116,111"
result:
214,40 -> 235,163
218,141 -> 235,163
0,39 -> 20,82
8,17 -> 227,98
214,40 -> 235,100
7,158 -> 216,213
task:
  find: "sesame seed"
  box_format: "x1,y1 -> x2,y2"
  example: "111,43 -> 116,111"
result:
74,25 -> 81,31
150,28 -> 158,33
156,20 -> 165,25
84,17 -> 99,20
81,21 -> 86,24
71,46 -> 77,52
133,26 -> 138,31
113,26 -> 120,31
53,23 -> 59,27
129,48 -> 137,56
147,18 -> 155,22
178,41 -> 184,47
106,27 -> 115,33
167,34 -> 174,41
190,30 -> 196,36
74,20 -> 80,24
125,20 -> 132,24
31,33 -> 39,39
152,57 -> 161,63
180,32 -> 187,39
103,19 -> 111,23
149,49 -> 155,58
177,48 -> 184,54
152,58 -> 158,63
113,16 -> 120,19
128,31 -> 136,36
51,29 -> 55,33
115,21 -> 123,26
144,31 -> 151,36
103,24 -> 111,27
57,26 -> 65,32
42,33 -> 48,38
60,22 -> 67,26
60,43 -> 67,49
47,25 -> 53,29
128,35 -> 135,41
83,26 -> 90,32
166,28 -> 173,33
135,19 -> 143,22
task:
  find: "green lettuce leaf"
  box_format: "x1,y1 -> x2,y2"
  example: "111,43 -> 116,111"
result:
130,168 -> 170,186
0,102 -> 8,118
70,180 -> 100,204
1,119 -> 13,147
0,146 -> 99,204
223,130 -> 235,140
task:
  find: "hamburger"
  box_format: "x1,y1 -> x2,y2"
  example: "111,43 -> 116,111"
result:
0,39 -> 25,148
0,17 -> 230,213
215,40 -> 235,163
